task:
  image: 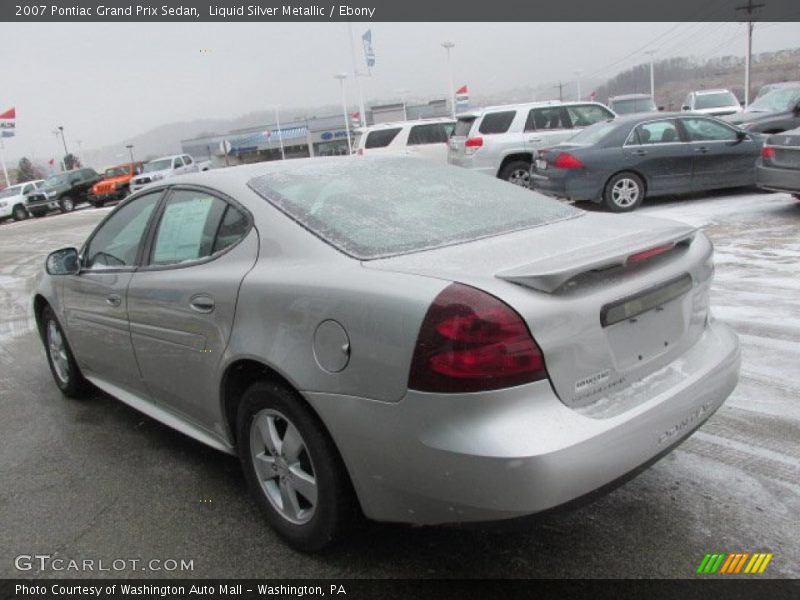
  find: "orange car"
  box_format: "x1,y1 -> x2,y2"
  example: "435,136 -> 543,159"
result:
89,162 -> 144,207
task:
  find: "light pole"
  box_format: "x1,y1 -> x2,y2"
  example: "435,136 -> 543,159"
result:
57,125 -> 70,168
273,106 -> 285,160
397,88 -> 411,120
644,50 -> 656,99
574,70 -> 583,101
442,41 -> 456,118
126,144 -> 135,162
52,130 -> 65,172
348,23 -> 367,128
334,73 -> 353,155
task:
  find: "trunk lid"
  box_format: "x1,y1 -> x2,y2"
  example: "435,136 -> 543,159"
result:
366,212 -> 713,409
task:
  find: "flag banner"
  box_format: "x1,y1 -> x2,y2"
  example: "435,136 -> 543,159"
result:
455,84 -> 469,111
350,111 -> 361,127
0,106 -> 15,130
362,29 -> 375,68
1,130 -> 15,138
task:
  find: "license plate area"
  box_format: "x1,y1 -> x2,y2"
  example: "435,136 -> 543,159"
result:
601,274 -> 692,328
535,159 -> 547,170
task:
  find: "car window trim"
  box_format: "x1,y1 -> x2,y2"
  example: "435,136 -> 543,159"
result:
623,118 -> 687,147
137,184 -> 254,273
77,188 -> 168,275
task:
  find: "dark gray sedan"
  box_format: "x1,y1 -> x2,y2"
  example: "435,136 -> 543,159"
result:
531,113 -> 763,212
756,127 -> 800,199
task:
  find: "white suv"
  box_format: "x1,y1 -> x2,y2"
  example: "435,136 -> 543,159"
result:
129,154 -> 200,193
448,101 -> 615,186
352,118 -> 456,163
0,180 -> 44,221
681,89 -> 743,117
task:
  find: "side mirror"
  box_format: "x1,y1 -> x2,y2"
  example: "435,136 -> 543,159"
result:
46,247 -> 80,275
658,106 -> 665,111
681,105 -> 690,111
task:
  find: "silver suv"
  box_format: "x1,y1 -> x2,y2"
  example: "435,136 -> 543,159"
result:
448,101 -> 615,186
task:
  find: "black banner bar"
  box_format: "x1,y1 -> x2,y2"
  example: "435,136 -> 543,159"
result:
2,579 -> 800,600
2,0 -> 800,22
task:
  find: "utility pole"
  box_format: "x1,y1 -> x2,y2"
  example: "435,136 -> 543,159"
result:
348,23 -> 367,128
736,0 -> 765,108
574,70 -> 583,101
554,82 -> 564,102
644,49 -> 657,99
442,42 -> 456,118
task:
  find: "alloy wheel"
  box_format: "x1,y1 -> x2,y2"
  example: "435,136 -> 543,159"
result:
611,178 -> 640,208
47,320 -> 70,385
508,169 -> 531,188
249,408 -> 318,525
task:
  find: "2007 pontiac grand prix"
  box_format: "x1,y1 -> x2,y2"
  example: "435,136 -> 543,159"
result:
34,158 -> 740,551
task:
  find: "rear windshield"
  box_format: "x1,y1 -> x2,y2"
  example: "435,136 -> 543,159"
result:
248,159 -> 580,260
365,128 -> 401,149
695,92 -> 738,109
453,117 -> 476,137
567,120 -> 618,145
610,98 -> 656,114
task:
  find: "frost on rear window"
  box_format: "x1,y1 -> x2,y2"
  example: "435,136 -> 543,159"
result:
247,158 -> 581,260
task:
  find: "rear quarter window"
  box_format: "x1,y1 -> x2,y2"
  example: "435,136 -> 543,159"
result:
407,123 -> 450,145
365,128 -> 402,149
454,117 -> 476,137
478,111 -> 516,134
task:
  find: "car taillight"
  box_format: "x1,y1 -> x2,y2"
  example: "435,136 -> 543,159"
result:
552,152 -> 584,169
625,242 -> 676,266
408,283 -> 548,393
761,146 -> 775,159
464,136 -> 483,155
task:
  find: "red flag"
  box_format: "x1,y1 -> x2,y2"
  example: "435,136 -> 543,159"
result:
455,85 -> 468,95
48,158 -> 55,166
590,90 -> 597,100
0,107 -> 16,120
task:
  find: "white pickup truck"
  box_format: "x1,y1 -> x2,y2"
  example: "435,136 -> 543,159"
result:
129,154 -> 210,193
0,180 -> 44,221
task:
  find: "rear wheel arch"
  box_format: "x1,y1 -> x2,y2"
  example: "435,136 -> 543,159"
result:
221,358 -> 313,447
33,295 -> 51,342
497,153 -> 533,177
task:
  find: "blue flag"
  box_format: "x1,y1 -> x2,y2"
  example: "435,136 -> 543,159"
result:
362,29 -> 375,69
1,130 -> 14,138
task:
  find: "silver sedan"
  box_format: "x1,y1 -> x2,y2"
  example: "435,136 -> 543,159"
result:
34,158 -> 740,551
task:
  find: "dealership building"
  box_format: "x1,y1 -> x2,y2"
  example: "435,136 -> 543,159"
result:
180,99 -> 450,166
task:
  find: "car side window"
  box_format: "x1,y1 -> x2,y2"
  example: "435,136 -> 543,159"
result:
173,157 -> 184,169
83,192 -> 161,270
183,155 -> 193,165
633,120 -> 681,144
213,204 -> 249,254
365,128 -> 402,149
525,107 -> 570,131
478,111 -> 516,134
565,105 -> 614,127
23,184 -> 33,194
407,123 -> 449,145
150,190 -> 241,266
681,118 -> 738,142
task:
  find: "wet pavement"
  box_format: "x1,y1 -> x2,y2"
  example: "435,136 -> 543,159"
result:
1,191 -> 798,579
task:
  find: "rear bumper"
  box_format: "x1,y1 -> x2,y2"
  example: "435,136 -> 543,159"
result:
447,154 -> 496,177
531,170 -> 603,202
756,164 -> 800,194
26,197 -> 60,211
306,319 -> 740,524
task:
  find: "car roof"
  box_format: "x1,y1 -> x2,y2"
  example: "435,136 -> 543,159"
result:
609,94 -> 653,101
146,154 -> 185,162
692,89 -> 734,95
456,100 -> 609,118
355,117 -> 455,133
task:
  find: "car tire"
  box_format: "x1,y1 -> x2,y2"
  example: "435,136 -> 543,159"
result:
91,199 -> 105,208
499,160 -> 532,188
42,306 -> 88,398
237,380 -> 359,552
603,172 -> 645,212
12,204 -> 28,221
59,196 -> 75,213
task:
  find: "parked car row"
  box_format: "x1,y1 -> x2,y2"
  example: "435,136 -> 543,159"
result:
2,153 -> 210,222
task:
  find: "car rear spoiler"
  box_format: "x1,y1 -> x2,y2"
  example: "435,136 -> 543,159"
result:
495,224 -> 697,293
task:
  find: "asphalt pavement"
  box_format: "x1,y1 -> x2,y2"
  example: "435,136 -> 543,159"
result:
1,191 -> 798,579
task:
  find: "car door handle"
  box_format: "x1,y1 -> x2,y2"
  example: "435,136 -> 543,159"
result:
106,294 -> 122,307
633,149 -> 648,156
526,137 -> 542,143
694,146 -> 709,154
189,295 -> 215,313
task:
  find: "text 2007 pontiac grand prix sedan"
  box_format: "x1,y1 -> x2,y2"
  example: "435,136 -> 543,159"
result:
34,158 -> 740,551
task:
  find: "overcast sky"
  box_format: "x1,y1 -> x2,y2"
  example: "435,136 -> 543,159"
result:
2,21 -> 799,163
